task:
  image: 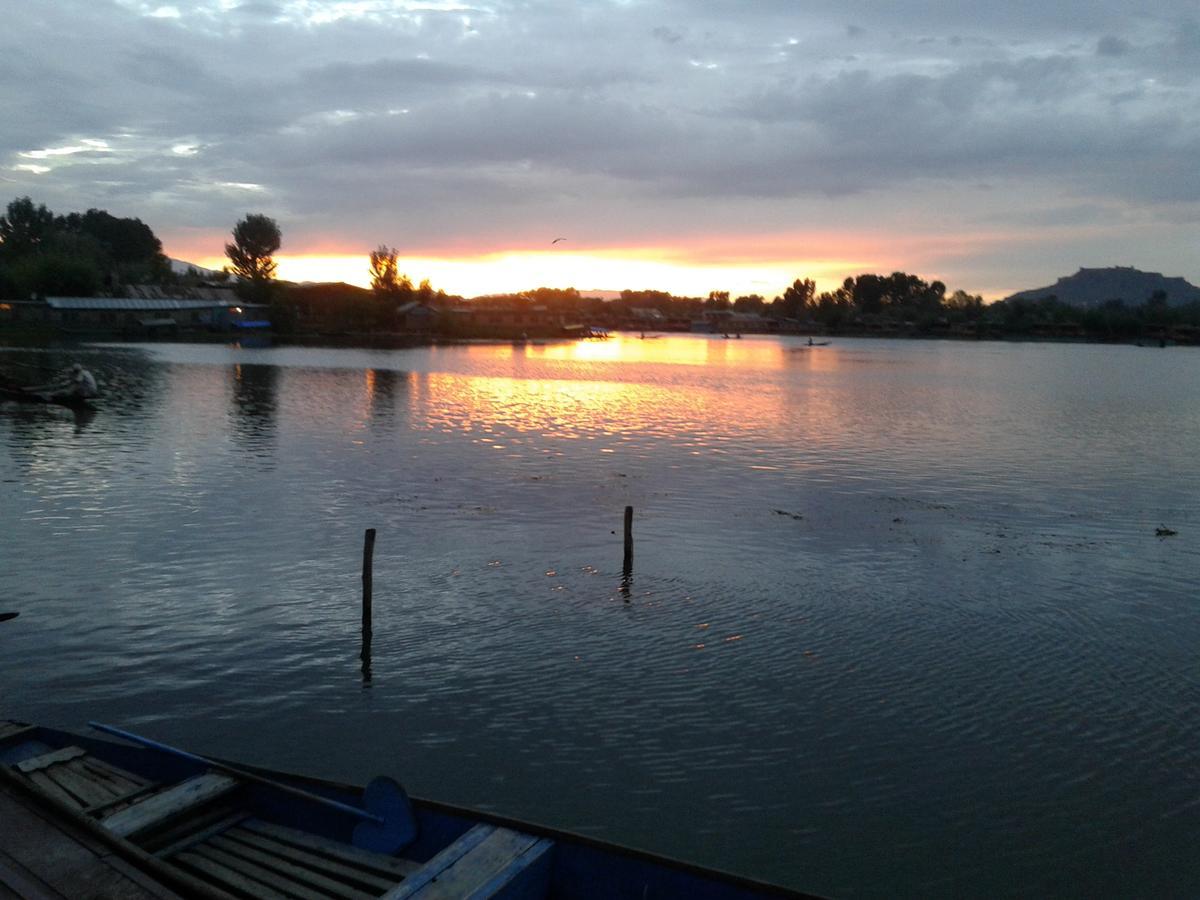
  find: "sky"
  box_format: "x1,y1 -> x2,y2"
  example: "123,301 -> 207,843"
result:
2,1 -> 1198,300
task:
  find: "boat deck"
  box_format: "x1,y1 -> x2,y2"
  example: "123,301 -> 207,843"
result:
0,771 -> 184,899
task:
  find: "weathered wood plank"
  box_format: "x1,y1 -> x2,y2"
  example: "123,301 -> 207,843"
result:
15,746 -> 87,773
65,759 -> 131,801
460,838 -> 553,900
102,774 -> 238,839
152,812 -> 249,860
0,847 -> 65,900
379,825 -> 496,900
221,829 -> 396,892
86,783 -> 160,819
241,820 -> 421,879
0,778 -> 186,899
81,757 -> 149,793
190,845 -> 332,900
398,829 -> 544,900
45,763 -> 114,808
173,850 -> 293,900
25,770 -> 83,808
135,803 -> 241,856
206,835 -> 375,900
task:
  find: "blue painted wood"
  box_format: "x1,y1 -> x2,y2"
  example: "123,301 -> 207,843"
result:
378,824 -> 495,899
10,724 -> 824,900
465,836 -> 554,900
351,775 -> 417,855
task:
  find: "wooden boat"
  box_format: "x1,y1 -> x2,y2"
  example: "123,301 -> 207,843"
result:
0,720 -> 819,899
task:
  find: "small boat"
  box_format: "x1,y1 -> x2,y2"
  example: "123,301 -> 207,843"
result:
0,386 -> 98,411
0,375 -> 99,411
0,720 -> 818,899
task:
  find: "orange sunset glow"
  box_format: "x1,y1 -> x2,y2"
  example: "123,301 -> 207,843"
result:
193,247 -> 870,299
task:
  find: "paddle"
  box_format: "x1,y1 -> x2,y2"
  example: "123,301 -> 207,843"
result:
88,721 -> 417,853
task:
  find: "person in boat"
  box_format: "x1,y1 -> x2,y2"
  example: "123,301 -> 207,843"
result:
25,363 -> 99,400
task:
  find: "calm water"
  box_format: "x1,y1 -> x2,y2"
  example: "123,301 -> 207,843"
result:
2,335 -> 1198,897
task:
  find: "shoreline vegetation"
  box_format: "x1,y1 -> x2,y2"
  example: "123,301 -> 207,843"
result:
2,196 -> 1198,347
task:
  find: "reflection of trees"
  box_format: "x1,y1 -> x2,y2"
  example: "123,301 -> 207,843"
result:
229,363 -> 278,451
365,368 -> 411,430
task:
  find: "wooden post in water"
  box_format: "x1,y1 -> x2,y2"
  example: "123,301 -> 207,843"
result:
621,506 -> 634,600
361,528 -> 375,683
623,506 -> 634,568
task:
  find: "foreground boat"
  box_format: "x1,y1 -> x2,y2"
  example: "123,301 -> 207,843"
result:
0,720 -> 818,899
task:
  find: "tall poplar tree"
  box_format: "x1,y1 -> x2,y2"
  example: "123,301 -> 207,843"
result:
225,214 -> 281,302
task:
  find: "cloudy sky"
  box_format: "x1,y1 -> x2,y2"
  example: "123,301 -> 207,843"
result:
3,0 -> 1198,298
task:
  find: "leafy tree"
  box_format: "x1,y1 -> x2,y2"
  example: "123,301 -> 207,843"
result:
369,245 -> 402,296
226,214 -> 281,301
0,197 -> 55,260
5,251 -> 101,298
705,290 -> 730,310
773,278 -> 816,319
733,294 -> 765,313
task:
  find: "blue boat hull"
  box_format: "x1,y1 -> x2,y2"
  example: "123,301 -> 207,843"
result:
1,723 -> 820,899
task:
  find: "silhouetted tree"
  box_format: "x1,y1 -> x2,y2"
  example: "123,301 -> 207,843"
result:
369,245 -> 401,296
773,278 -> 816,319
0,197 -> 55,260
226,214 -> 280,302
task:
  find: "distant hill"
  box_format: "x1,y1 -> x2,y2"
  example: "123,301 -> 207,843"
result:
1005,267 -> 1200,308
169,258 -> 225,279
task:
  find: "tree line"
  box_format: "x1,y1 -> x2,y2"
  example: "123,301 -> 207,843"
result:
0,196 -> 169,298
5,194 -> 1197,342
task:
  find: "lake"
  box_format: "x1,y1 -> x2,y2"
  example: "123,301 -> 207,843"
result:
2,334 -> 1198,897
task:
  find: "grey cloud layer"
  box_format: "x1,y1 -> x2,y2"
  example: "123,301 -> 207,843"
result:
2,0 -> 1198,257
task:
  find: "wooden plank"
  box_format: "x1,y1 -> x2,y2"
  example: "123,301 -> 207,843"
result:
188,845 -> 332,900
49,761 -> 120,807
398,829 -> 543,900
380,825 -> 496,900
220,829 -> 396,892
241,820 -> 421,879
15,746 -> 87,773
461,838 -> 553,900
136,804 -> 242,856
45,768 -> 108,808
25,770 -> 83,808
0,779 -> 188,899
80,757 -> 150,792
153,813 -> 249,860
103,774 -> 238,839
87,783 -> 160,819
206,835 -> 375,900
71,764 -> 133,800
0,848 -> 65,900
173,850 -> 292,900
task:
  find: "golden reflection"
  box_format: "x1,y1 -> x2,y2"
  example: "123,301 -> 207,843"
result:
241,334 -> 861,455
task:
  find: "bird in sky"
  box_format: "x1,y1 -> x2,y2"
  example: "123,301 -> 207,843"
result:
551,237 -> 566,244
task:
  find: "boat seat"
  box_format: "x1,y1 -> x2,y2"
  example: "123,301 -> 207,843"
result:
9,744 -> 155,814
380,824 -> 553,899
162,817 -> 422,899
101,772 -> 240,839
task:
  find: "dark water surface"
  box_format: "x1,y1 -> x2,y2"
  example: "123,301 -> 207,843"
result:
2,336 -> 1198,897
